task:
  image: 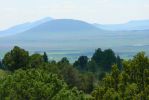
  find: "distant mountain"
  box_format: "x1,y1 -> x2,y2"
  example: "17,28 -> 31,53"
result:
23,19 -> 100,33
94,20 -> 149,31
1,18 -> 149,52
2,18 -> 149,38
1,18 -> 149,60
6,19 -> 103,40
0,19 -> 106,50
0,17 -> 53,37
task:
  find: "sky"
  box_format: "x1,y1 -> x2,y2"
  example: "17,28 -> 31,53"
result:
0,0 -> 149,30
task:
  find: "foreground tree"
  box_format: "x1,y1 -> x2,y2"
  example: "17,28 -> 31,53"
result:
0,69 -> 86,100
29,53 -> 44,68
74,56 -> 88,71
91,48 -> 118,72
0,60 -> 2,69
43,52 -> 48,62
58,57 -> 69,66
2,46 -> 149,99
92,52 -> 149,100
2,46 -> 29,71
102,49 -> 116,71
91,48 -> 103,66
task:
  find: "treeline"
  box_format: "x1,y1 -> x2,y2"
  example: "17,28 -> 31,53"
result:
92,52 -> 149,99
0,46 -> 149,100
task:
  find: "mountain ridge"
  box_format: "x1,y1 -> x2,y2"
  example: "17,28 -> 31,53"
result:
22,19 -> 101,33
94,19 -> 149,31
1,18 -> 149,38
0,17 -> 53,37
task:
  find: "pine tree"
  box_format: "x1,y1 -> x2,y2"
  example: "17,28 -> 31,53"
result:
43,52 -> 48,62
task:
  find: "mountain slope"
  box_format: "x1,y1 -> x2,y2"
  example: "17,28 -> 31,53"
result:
22,19 -> 101,33
1,19 -> 149,52
95,20 -> 149,31
4,19 -> 103,40
0,19 -> 104,46
0,17 -> 53,37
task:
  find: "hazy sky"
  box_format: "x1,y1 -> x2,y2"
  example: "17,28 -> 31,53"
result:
0,0 -> 149,30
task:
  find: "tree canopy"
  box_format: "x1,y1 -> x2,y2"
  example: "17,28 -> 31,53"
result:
92,52 -> 149,100
0,46 -> 149,99
2,46 -> 29,71
0,69 -> 85,100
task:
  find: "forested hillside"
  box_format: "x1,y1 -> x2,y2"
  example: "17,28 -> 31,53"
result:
0,46 -> 149,99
